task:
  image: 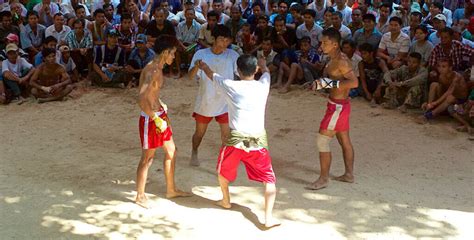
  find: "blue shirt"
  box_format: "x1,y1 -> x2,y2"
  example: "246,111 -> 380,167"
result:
128,48 -> 155,69
295,48 -> 319,64
20,24 -> 46,49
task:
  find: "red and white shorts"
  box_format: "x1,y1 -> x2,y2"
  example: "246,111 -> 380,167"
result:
192,112 -> 229,124
217,146 -> 276,183
320,98 -> 351,132
139,111 -> 172,149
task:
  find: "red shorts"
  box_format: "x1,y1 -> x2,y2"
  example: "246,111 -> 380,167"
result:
217,146 -> 276,183
139,111 -> 173,149
320,98 -> 351,132
192,112 -> 229,124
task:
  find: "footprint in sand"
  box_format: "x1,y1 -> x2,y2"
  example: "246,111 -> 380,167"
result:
274,128 -> 292,138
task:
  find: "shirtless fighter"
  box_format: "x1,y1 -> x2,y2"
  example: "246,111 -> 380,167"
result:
306,28 -> 359,190
136,36 -> 192,208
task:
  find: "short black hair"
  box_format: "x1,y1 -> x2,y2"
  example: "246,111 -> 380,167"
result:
74,5 -> 85,12
0,10 -> 12,19
432,2 -> 444,12
415,25 -> 430,39
93,8 -> 105,17
389,16 -> 403,26
262,37 -> 272,43
362,13 -> 376,22
121,13 -> 132,21
299,36 -> 312,44
274,15 -> 286,24
251,2 -> 264,10
211,25 -> 232,39
44,36 -> 58,45
380,2 -> 393,14
290,3 -> 303,13
27,11 -> 39,19
322,27 -> 341,45
73,18 -> 85,27
440,27 -> 454,35
103,3 -> 114,9
153,35 -> 177,54
258,15 -> 269,22
358,43 -> 374,52
411,11 -> 422,21
42,48 -> 57,58
302,9 -> 316,18
237,54 -> 258,77
342,39 -> 356,49
207,10 -> 219,19
278,1 -> 288,7
409,52 -> 422,61
333,11 -> 343,19
324,7 -> 335,14
53,13 -> 63,19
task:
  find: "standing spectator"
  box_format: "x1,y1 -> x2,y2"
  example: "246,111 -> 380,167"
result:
382,52 -> 428,111
376,2 -> 391,34
333,0 -> 352,26
145,7 -> 176,46
126,34 -> 155,84
88,9 -> 111,46
378,16 -> 410,69
198,10 -> 218,48
358,43 -> 389,106
296,9 -> 323,48
115,13 -> 136,58
1,43 -> 35,103
65,19 -> 93,75
428,14 -> 447,46
176,0 -> 206,24
21,11 -> 46,59
401,11 -> 423,40
45,13 -> 71,46
409,25 -> 434,65
331,11 -> 352,41
33,0 -> 59,27
348,8 -> 363,34
225,5 -> 245,41
352,13 -> 382,48
0,11 -> 20,50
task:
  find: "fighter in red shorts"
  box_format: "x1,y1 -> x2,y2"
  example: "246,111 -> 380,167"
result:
306,28 -> 359,190
135,36 -> 191,208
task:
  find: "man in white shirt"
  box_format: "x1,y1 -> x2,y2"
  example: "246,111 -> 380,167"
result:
196,55 -> 280,228
332,0 -> 352,26
341,39 -> 362,78
45,13 -> 72,45
188,25 -> 239,167
378,16 -> 410,69
33,0 -> 60,27
176,0 -> 206,24
332,11 -> 352,40
296,9 -> 323,48
212,0 -> 231,25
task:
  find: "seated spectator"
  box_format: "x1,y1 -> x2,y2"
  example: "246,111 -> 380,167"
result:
0,79 -> 7,104
307,0 -> 326,22
0,11 -> 20,50
91,28 -> 129,88
33,0 -> 60,27
448,90 -> 474,138
352,13 -> 382,49
114,13 -> 136,57
65,19 -> 93,75
225,5 -> 245,41
378,16 -> 410,69
256,37 -> 278,77
60,0 -> 90,18
129,0 -> 150,30
236,23 -> 256,54
176,8 -> 201,64
296,9 -> 323,48
348,8 -> 363,34
211,0 -> 230,25
428,14 -> 447,46
45,13 -> 71,46
401,11 -> 423,40
0,33 -> 28,60
428,27 -> 474,74
104,3 -> 120,26
317,7 -> 334,30
176,0 -> 206,24
21,11 -> 46,60
271,15 -> 297,54
358,43 -> 389,106
126,34 -> 155,84
238,0 -> 252,19
332,0 -> 352,26
452,1 -> 473,25
151,0 -> 182,15
409,25 -> 434,66
270,1 -> 293,27
8,0 -> 27,27
88,9 -> 111,46
422,1 -> 452,27
74,5 -> 91,27
30,47 -> 73,103
57,45 -> 80,83
331,11 -> 352,41
246,2 -> 264,32
288,3 -> 304,30
275,36 -> 321,94
452,25 -> 474,48
146,7 -> 176,46
34,35 -> 58,66
376,2 -> 391,34
1,43 -> 35,103
341,39 -> 362,79
382,52 -> 428,112
198,10 -> 218,49
254,15 -> 273,46
160,0 -> 180,26
418,58 -> 469,124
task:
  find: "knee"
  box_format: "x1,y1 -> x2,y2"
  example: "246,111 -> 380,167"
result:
316,133 -> 332,153
429,82 -> 440,90
265,183 -> 277,195
446,95 -> 457,104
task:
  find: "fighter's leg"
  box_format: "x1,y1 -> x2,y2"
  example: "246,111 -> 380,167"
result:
216,174 -> 232,209
263,182 -> 280,228
163,137 -> 192,198
333,131 -> 355,183
136,148 -> 157,208
219,122 -> 230,146
190,121 -> 210,166
306,129 -> 336,190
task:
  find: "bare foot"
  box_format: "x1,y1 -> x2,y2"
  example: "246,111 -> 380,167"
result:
189,150 -> 200,166
304,178 -> 328,190
333,173 -> 354,183
278,86 -> 290,94
264,218 -> 281,229
215,199 -> 232,209
135,195 -> 149,209
166,189 -> 193,199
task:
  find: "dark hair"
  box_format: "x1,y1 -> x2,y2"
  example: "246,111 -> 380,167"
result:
438,58 -> 453,66
258,15 -> 269,22
121,13 -> 132,21
0,10 -> 12,19
237,54 -> 258,77
103,3 -> 114,10
389,16 -> 403,26
358,43 -> 374,52
440,27 -> 454,35
299,36 -> 312,44
74,5 -> 85,12
53,13 -> 63,19
251,2 -> 264,10
27,11 -> 39,19
93,8 -> 105,17
262,37 -> 272,43
44,36 -> 58,45
242,22 -> 251,28
410,11 -> 422,21
432,2 -> 444,12
274,15 -> 286,24
324,7 -> 335,14
302,9 -> 316,18
380,2 -> 393,14
278,1 -> 288,7
342,39 -> 357,49
185,8 -> 195,15
333,11 -> 343,19
73,18 -> 85,27
362,13 -> 376,22
207,10 -> 219,19
42,47 -> 57,58
153,35 -> 177,54
409,52 -> 422,61
322,27 -> 341,45
290,3 -> 303,13
415,25 -> 429,39
212,25 -> 232,39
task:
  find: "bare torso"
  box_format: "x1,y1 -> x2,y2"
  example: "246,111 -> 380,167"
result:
139,62 -> 163,112
37,63 -> 64,87
324,54 -> 352,100
439,71 -> 469,99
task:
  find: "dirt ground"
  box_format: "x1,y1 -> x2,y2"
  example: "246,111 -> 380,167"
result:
1,78 -> 473,240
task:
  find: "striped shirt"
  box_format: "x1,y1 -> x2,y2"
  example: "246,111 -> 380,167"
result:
65,29 -> 93,49
428,40 -> 474,71
378,32 -> 410,58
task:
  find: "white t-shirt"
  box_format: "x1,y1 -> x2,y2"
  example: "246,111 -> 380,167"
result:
58,56 -> 77,72
212,72 -> 271,135
189,48 -> 239,116
2,58 -> 33,76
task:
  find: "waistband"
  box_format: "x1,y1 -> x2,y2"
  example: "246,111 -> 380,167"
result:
141,109 -> 165,118
328,98 -> 350,105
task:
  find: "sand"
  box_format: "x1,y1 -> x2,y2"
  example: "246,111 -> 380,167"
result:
1,78 -> 473,240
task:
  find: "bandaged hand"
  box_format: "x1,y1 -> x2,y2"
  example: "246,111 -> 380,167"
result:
152,112 -> 168,133
159,99 -> 168,112
312,78 -> 340,90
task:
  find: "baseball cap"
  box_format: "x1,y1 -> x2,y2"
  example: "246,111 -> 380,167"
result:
6,43 -> 19,53
107,28 -> 120,37
410,2 -> 421,13
59,45 -> 70,52
185,0 -> 194,4
6,33 -> 19,42
433,14 -> 447,22
136,34 -> 147,44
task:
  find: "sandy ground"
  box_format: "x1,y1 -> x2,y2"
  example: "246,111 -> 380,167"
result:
1,78 -> 473,240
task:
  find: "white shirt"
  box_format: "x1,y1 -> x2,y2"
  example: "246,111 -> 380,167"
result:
189,48 -> 239,116
336,24 -> 352,40
176,10 -> 206,23
350,54 -> 362,77
296,23 -> 323,48
332,5 -> 352,26
45,25 -> 72,44
33,3 -> 60,26
60,1 -> 90,17
58,56 -> 77,72
92,0 -> 120,13
2,58 -> 33,76
218,13 -> 231,25
213,72 -> 270,135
